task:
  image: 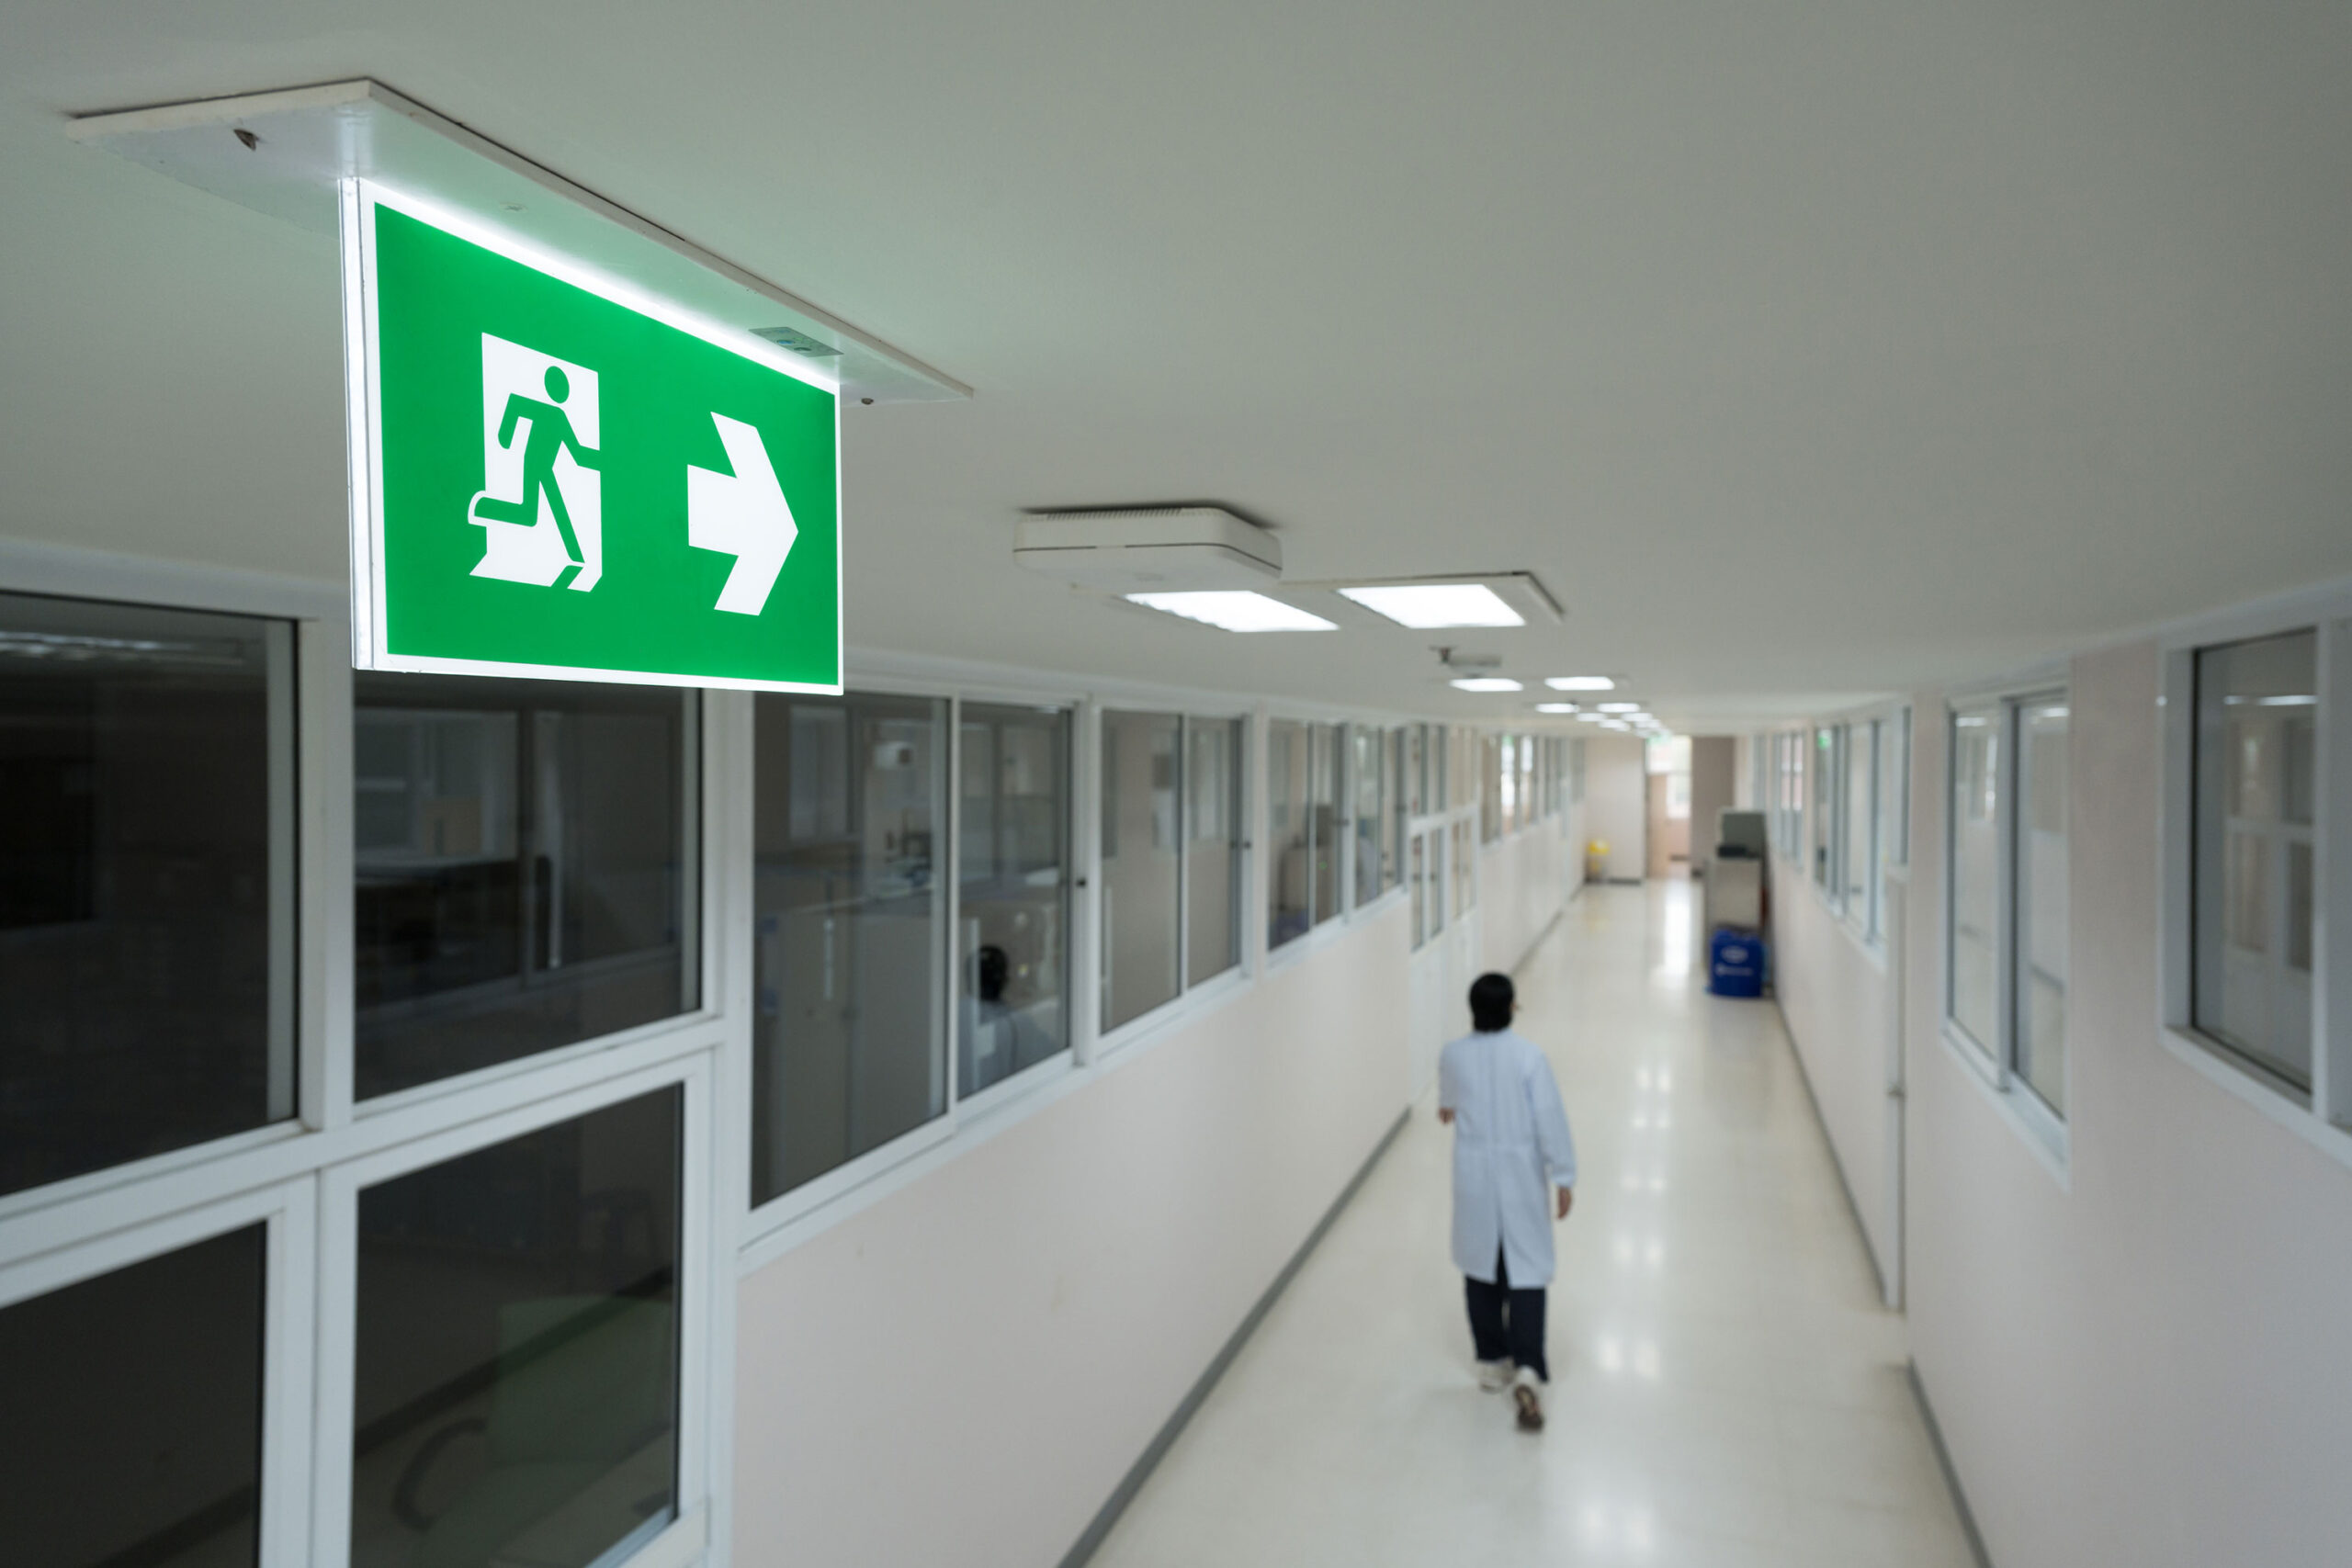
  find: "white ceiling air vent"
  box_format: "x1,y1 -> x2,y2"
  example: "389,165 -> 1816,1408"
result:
1014,507 -> 1281,592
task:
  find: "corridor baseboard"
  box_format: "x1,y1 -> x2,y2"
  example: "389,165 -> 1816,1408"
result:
1057,1108 -> 1411,1568
1909,1359 -> 1996,1568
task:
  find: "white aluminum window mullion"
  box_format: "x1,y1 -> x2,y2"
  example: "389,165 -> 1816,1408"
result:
300,615 -> 356,1133
1072,699 -> 1103,1066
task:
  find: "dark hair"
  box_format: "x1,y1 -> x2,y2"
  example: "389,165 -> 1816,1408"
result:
1469,972 -> 1515,1032
978,944 -> 1010,1002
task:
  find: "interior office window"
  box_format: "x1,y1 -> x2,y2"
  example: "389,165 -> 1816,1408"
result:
1310,723 -> 1342,924
1572,738 -> 1586,806
1845,721 -> 1876,930
355,675 -> 697,1100
1268,719 -> 1312,949
2193,630 -> 2319,1090
1499,737 -> 1520,831
353,1088 -> 680,1568
1519,736 -> 1538,828
3,1224 -> 266,1568
751,693 -> 945,1203
1452,818 -> 1476,916
2016,699 -> 2070,1112
1186,716 -> 1243,987
1410,832 -> 1428,947
1427,830 -> 1447,937
1812,728 -> 1838,889
0,592 -> 292,1198
958,704 -> 1070,1098
1948,705 -> 2004,1055
1433,725 -> 1451,812
1481,736 -> 1502,842
1351,724 -> 1387,909
1101,710 -> 1181,1030
1394,728 -> 1415,885
1882,710 -> 1910,870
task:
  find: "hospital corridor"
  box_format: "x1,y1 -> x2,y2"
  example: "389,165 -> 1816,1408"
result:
1091,882 -> 1976,1568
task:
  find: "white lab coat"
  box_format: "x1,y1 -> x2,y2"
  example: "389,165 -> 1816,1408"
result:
1438,1028 -> 1577,1286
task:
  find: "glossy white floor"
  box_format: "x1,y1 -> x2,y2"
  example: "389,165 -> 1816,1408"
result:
1088,879 -> 1980,1568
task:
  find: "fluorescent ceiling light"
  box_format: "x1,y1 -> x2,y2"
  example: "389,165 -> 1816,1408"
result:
1546,675 -> 1615,692
2258,694 -> 2317,706
1338,583 -> 1525,629
1576,712 -> 1606,722
1450,676 -> 1524,693
1597,701 -> 1640,714
1535,703 -> 1580,714
1600,719 -> 1633,730
1124,592 -> 1337,633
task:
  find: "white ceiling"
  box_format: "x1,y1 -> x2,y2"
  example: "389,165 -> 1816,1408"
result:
5,2 -> 2349,731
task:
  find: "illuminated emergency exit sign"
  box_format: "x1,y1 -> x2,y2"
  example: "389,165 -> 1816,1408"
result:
342,181 -> 842,691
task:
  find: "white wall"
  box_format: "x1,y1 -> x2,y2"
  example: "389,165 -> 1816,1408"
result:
1687,736 -> 1736,874
1478,818 -> 1566,977
1767,642 -> 2352,1568
1765,773 -> 1898,1293
1582,735 -> 1647,882
732,818 -> 1576,1568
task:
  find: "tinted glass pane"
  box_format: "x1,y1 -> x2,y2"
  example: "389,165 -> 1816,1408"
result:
0,592 -> 291,1198
1101,710 -> 1181,1030
1812,728 -> 1836,886
1311,724 -> 1341,921
2193,630 -> 2317,1089
1352,726 -> 1384,909
958,704 -> 1070,1096
355,675 -> 697,1100
2015,700 -> 2069,1113
1268,721 -> 1311,949
354,1089 -> 679,1568
1409,833 -> 1427,948
1186,717 -> 1242,987
2,1224 -> 265,1568
1948,706 -> 2001,1052
752,693 -> 946,1202
1844,723 -> 1873,919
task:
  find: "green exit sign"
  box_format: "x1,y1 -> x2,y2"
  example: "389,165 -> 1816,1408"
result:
343,182 -> 842,691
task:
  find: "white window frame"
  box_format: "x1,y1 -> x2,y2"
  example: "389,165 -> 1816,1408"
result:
0,537 -> 735,1568
1939,676 -> 2072,1173
2158,583 -> 2351,1170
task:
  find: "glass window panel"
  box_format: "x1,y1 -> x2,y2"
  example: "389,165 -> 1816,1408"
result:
1882,711 -> 1908,871
1481,736 -> 1501,843
2016,700 -> 2069,1113
2,1224 -> 266,1568
1452,818 -> 1476,915
1845,723 -> 1874,921
355,675 -> 697,1100
1310,724 -> 1341,924
0,592 -> 292,1198
1101,710 -> 1182,1029
958,704 -> 1070,1097
1409,833 -> 1427,946
1185,717 -> 1243,987
2193,629 -> 2318,1089
1268,720 -> 1311,950
353,1089 -> 680,1568
1948,705 -> 2002,1053
752,693 -> 946,1202
1812,728 -> 1837,887
1351,726 -> 1385,909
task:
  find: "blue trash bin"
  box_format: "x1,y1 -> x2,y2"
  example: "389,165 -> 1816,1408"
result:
1709,929 -> 1765,998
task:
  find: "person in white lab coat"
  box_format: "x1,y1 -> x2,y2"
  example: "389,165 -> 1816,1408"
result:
1438,971 -> 1577,1432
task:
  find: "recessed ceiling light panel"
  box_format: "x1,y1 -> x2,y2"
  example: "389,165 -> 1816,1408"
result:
1597,701 -> 1640,714
1337,583 -> 1525,629
1450,676 -> 1523,693
1124,591 -> 1337,632
1534,702 -> 1580,714
1546,675 -> 1615,692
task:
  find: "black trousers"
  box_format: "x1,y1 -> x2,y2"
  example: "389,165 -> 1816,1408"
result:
1464,1247 -> 1547,1381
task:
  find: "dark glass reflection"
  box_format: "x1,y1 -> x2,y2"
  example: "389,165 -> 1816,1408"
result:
752,693 -> 946,1203
355,674 -> 697,1100
353,1089 -> 681,1568
0,591 -> 291,1199
1,1224 -> 266,1568
1100,710 -> 1181,1031
958,704 -> 1069,1096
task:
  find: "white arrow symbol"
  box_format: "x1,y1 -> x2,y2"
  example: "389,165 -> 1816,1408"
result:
686,413 -> 797,615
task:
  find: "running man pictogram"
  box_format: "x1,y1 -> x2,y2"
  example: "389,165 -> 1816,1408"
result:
468,336 -> 605,591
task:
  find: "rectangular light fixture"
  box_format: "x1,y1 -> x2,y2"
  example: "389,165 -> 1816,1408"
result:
1535,702 -> 1580,714
1597,701 -> 1640,714
1125,591 -> 1337,632
1576,712 -> 1606,722
1546,675 -> 1614,692
1450,676 -> 1523,693
1600,718 -> 1632,730
1337,582 -> 1525,629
